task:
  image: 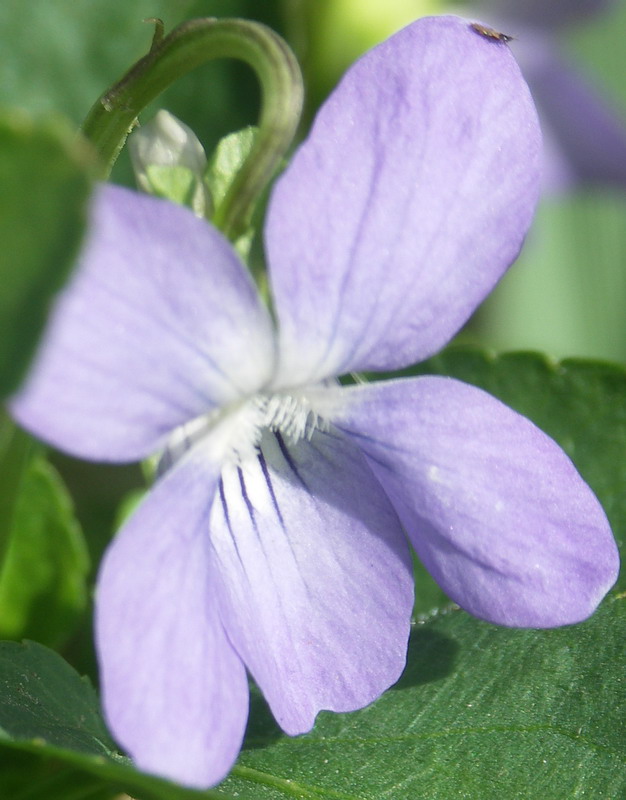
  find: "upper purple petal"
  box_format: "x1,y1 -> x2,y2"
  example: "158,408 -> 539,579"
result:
327,377 -> 619,627
95,446 -> 249,789
210,426 -> 413,734
266,15 -> 541,385
10,184 -> 275,462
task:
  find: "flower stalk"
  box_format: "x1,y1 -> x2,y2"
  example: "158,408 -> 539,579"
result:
81,17 -> 304,240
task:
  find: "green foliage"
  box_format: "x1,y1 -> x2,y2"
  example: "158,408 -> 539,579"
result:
0,597 -> 623,799
0,408 -> 89,651
0,452 -> 89,648
205,126 -> 258,209
0,413 -> 32,570
0,111 -> 93,399
206,126 -> 259,258
221,597 -> 626,799
0,2 -> 195,122
133,125 -> 260,227
0,641 -> 224,800
0,641 -> 114,757
145,165 -> 202,208
0,749 -> 117,800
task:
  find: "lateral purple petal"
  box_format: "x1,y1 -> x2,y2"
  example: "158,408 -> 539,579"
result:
95,448 -> 249,789
266,16 -> 541,385
330,378 -> 619,627
10,184 -> 275,462
210,427 -> 413,734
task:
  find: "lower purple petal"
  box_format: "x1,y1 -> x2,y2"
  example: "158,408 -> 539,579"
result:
330,378 -> 619,627
209,427 -> 413,734
96,448 -> 248,789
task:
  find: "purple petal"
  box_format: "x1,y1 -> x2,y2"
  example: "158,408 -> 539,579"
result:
474,4 -> 626,191
266,16 -> 541,385
328,378 -> 619,627
477,0 -> 617,29
95,448 -> 249,789
209,427 -> 413,734
519,43 -> 626,190
11,184 -> 275,462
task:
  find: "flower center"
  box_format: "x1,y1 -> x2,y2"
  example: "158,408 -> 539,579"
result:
227,391 -> 328,463
158,390 -> 326,474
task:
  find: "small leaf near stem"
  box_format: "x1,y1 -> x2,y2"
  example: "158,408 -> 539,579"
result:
81,18 -> 304,241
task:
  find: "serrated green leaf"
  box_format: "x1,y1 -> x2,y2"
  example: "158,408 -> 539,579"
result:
0,111 -> 93,398
0,641 -> 231,800
2,597 -> 623,800
0,454 -> 89,647
0,642 -> 113,756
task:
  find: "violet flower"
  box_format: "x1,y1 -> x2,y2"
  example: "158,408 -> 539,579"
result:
10,16 -> 619,789
476,0 -> 626,190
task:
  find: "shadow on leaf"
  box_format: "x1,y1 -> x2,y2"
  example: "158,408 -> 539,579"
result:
240,623 -> 459,752
241,681 -> 283,750
391,624 -> 459,690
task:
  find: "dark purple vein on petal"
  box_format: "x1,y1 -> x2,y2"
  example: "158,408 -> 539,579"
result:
258,449 -> 285,528
274,431 -> 308,489
237,466 -> 258,532
218,478 -> 233,536
331,427 -> 398,474
217,476 -> 248,574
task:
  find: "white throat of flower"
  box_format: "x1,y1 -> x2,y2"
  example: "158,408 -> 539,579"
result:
158,390 -> 329,475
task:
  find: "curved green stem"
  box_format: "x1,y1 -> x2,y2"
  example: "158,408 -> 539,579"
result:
81,18 -> 304,240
